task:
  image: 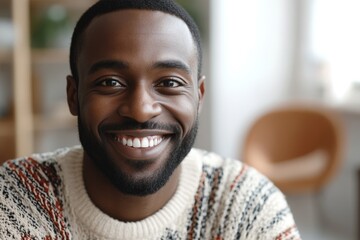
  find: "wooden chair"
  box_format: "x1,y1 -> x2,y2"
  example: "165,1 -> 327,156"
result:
242,104 -> 344,194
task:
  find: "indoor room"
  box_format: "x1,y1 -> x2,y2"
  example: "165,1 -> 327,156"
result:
0,0 -> 359,239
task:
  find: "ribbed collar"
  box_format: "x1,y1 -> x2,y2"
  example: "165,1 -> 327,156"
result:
59,146 -> 202,239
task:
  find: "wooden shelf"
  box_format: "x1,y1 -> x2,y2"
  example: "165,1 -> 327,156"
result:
0,117 -> 14,137
0,1 -> 11,10
31,48 -> 68,64
30,0 -> 96,10
0,0 -> 90,158
34,114 -> 76,131
0,49 -> 12,64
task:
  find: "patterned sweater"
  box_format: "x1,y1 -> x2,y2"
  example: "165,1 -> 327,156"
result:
0,146 -> 300,240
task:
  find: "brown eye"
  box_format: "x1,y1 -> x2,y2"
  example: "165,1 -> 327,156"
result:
99,78 -> 123,87
157,79 -> 182,88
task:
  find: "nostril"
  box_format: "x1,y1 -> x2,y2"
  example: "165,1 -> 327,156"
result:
117,99 -> 161,123
116,85 -> 162,122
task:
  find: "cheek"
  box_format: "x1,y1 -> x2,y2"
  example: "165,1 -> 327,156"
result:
79,95 -> 114,134
161,95 -> 199,135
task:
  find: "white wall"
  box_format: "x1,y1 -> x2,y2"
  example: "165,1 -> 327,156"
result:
208,1 -> 358,238
210,0 -> 294,158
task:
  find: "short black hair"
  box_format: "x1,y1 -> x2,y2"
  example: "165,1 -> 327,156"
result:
69,0 -> 203,83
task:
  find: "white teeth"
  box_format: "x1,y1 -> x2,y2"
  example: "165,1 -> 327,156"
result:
141,138 -> 149,148
116,135 -> 163,148
133,138 -> 141,148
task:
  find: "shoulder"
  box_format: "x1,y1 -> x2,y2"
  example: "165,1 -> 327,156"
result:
0,146 -> 83,199
188,148 -> 249,190
189,148 -> 283,199
1,146 -> 80,185
0,147 -> 81,201
0,146 -> 81,239
189,149 -> 300,239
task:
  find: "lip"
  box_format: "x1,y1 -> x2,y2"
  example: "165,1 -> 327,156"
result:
104,129 -> 174,160
108,129 -> 173,137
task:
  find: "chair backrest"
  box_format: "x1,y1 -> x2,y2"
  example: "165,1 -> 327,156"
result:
242,104 -> 344,194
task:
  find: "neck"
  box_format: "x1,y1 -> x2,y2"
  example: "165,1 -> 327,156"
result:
82,154 -> 181,222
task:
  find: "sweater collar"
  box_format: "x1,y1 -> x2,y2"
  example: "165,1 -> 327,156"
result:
59,146 -> 202,239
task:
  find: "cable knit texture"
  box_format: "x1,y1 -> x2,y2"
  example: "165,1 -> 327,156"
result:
0,146 -> 301,239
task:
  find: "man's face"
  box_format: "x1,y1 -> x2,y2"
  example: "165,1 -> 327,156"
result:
67,10 -> 205,196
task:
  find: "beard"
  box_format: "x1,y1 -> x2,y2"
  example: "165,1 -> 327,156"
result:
77,117 -> 199,196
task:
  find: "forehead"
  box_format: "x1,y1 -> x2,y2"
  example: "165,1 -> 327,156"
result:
78,9 -> 197,77
87,9 -> 191,39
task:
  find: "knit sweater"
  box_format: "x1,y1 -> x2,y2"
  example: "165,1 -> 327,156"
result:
0,146 -> 300,240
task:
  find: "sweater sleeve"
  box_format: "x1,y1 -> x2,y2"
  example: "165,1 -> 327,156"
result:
0,160 -> 43,239
239,167 -> 300,240
252,186 -> 300,240
0,158 -> 71,239
216,163 -> 301,240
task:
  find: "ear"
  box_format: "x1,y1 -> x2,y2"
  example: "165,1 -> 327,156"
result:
66,75 -> 79,116
197,75 -> 206,112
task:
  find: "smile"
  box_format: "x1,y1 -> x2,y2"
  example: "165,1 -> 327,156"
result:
113,135 -> 164,148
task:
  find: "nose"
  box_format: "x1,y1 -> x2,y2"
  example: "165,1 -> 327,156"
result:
118,84 -> 161,123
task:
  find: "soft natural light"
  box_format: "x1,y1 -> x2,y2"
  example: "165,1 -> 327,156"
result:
311,0 -> 360,103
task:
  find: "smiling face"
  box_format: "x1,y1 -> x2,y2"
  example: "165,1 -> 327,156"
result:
67,10 -> 205,196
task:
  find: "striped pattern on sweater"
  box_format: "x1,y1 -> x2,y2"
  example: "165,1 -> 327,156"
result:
0,146 -> 301,239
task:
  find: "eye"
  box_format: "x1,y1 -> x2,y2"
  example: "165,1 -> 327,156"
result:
100,78 -> 122,87
156,79 -> 183,88
97,77 -> 125,88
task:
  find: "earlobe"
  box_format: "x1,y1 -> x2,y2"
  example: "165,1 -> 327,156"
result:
66,75 -> 79,116
197,75 -> 206,112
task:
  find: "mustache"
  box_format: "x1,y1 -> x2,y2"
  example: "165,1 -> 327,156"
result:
99,119 -> 181,133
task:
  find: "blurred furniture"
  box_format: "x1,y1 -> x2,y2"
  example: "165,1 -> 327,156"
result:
0,0 -> 94,163
0,0 -> 33,163
242,103 -> 344,194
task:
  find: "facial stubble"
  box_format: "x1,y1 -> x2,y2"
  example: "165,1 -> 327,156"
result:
77,117 -> 199,196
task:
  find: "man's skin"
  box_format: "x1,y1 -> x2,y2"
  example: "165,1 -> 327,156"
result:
66,10 -> 205,222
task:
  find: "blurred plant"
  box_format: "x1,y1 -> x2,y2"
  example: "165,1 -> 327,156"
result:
31,2 -> 204,48
31,4 -> 72,48
176,0 -> 204,35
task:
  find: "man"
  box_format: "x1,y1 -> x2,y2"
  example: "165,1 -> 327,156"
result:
0,0 -> 300,239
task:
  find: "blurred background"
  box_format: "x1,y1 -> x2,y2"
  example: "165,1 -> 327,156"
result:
0,0 -> 359,239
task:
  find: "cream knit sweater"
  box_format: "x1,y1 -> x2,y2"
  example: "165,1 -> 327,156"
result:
0,146 -> 300,239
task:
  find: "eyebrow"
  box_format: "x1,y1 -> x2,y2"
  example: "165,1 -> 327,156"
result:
153,60 -> 191,75
88,59 -> 191,75
88,60 -> 129,75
